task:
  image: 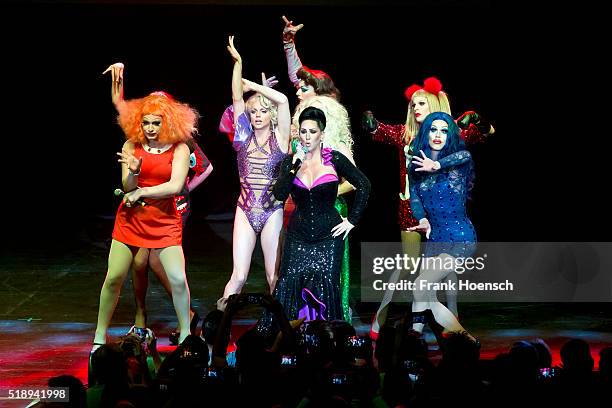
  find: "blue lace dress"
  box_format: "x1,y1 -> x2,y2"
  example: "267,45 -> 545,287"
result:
409,150 -> 476,258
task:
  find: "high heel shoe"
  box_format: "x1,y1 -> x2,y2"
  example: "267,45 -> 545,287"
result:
169,309 -> 200,346
89,342 -> 106,386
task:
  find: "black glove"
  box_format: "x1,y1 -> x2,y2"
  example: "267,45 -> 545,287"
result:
457,110 -> 491,134
361,110 -> 378,133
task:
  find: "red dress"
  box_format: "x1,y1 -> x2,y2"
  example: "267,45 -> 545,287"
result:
112,144 -> 183,248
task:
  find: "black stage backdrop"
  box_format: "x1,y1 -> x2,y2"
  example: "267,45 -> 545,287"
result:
1,0 -> 605,249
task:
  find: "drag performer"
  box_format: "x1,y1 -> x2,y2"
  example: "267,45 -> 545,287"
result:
262,106 -> 370,327
407,111 -> 476,337
363,77 -> 493,338
103,63 -> 213,345
221,36 -> 291,298
282,16 -> 355,321
93,71 -> 198,351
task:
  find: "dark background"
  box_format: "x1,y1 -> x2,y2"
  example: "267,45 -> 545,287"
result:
1,0 -> 604,250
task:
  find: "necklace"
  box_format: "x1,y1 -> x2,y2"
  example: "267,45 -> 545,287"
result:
144,144 -> 170,154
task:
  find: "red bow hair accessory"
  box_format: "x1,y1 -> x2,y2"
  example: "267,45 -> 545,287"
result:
404,76 -> 443,101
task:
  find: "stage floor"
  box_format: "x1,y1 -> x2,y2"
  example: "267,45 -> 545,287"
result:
1,217 -> 611,407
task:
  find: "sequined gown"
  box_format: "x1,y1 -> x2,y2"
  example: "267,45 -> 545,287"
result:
409,150 -> 476,258
267,149 -> 370,324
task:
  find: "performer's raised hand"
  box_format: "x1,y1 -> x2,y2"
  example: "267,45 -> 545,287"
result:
282,15 -> 304,42
102,62 -> 125,106
413,150 -> 440,172
407,218 -> 431,239
227,35 -> 242,63
331,217 -> 355,240
117,148 -> 142,174
102,62 -> 124,83
261,72 -> 279,88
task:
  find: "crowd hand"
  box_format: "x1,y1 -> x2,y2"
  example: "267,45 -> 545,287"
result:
361,110 -> 378,133
282,15 -> 304,42
226,293 -> 248,314
145,329 -> 158,353
261,72 -> 279,88
331,217 -> 355,240
270,316 -> 306,352
123,189 -> 143,208
117,149 -> 142,174
413,150 -> 439,172
216,296 -> 228,312
407,218 -> 431,239
290,317 -> 307,330
227,35 -> 242,63
102,62 -> 124,83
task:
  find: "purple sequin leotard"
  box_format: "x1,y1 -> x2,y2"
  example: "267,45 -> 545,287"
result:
235,112 -> 287,233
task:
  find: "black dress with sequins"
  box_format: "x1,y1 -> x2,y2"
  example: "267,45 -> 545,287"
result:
266,149 -> 370,326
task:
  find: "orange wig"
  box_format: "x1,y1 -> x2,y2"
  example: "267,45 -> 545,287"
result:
117,92 -> 199,145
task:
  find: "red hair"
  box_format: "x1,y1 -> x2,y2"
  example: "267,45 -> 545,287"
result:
117,92 -> 199,144
297,67 -> 340,100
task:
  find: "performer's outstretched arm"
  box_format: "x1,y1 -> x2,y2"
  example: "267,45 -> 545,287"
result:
363,111 -> 406,148
281,15 -> 304,87
102,62 -> 125,109
227,36 -> 246,121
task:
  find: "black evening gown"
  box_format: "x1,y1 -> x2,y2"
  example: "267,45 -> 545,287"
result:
258,149 -> 370,333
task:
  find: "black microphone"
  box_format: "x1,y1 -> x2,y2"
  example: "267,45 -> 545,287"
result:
114,188 -> 147,206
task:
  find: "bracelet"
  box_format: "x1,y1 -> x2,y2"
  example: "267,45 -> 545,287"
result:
129,168 -> 141,176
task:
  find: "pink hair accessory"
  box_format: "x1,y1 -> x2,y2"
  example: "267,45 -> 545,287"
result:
149,91 -> 174,100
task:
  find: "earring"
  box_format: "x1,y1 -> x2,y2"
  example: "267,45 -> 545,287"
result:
320,140 -> 324,163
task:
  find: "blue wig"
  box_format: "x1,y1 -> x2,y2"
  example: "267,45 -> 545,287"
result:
410,111 -> 475,193
411,111 -> 465,160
